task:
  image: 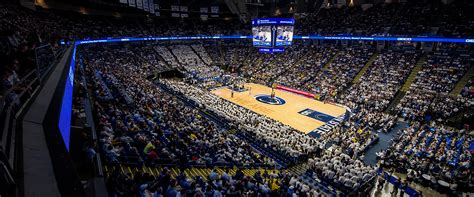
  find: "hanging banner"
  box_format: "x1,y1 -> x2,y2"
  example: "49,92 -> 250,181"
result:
200,7 -> 208,13
171,5 -> 180,12
210,6 -> 219,13
128,0 -> 136,7
171,12 -> 180,17
136,0 -> 143,9
143,0 -> 149,11
149,1 -> 155,13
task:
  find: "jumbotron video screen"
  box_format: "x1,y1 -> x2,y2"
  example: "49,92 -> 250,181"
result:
252,18 -> 295,48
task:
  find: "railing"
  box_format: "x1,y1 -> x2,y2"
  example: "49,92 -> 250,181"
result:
0,43 -> 65,197
76,55 -> 104,178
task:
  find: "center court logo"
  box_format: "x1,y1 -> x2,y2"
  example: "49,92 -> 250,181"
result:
255,94 -> 286,105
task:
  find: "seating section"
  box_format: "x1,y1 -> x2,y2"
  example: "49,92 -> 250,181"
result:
277,47 -> 337,90
135,46 -> 170,71
191,45 -> 213,66
306,48 -> 372,96
396,53 -> 472,121
104,165 -> 327,196
154,46 -> 181,69
169,45 -> 225,84
307,148 -> 376,193
378,123 -> 471,189
92,70 -> 114,100
83,46 -> 273,167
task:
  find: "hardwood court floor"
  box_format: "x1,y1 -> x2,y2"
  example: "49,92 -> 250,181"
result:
211,83 -> 346,134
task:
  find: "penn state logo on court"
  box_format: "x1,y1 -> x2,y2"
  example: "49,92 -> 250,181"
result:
255,94 -> 286,105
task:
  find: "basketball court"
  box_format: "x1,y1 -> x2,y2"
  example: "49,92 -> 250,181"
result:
211,83 -> 347,134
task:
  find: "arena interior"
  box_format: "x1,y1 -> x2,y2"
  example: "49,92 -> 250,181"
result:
0,0 -> 473,196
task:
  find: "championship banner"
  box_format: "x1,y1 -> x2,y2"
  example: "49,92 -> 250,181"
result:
171,5 -> 179,12
210,6 -> 219,13
180,6 -> 188,12
200,7 -> 208,13
171,12 -> 180,17
128,0 -> 136,7
181,13 -> 189,18
143,0 -> 149,11
136,0 -> 143,9
200,14 -> 208,21
149,1 -> 154,13
119,0 -> 127,4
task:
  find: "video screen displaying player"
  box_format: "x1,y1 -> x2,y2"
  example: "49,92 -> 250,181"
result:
275,26 -> 294,46
252,26 -> 272,47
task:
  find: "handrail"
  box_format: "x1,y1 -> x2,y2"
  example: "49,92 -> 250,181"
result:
0,44 -> 65,171
0,69 -> 38,113
0,45 -> 64,114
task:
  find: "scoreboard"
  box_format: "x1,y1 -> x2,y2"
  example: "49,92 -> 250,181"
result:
252,18 -> 295,51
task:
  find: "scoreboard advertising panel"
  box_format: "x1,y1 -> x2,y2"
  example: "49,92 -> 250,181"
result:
252,18 -> 295,51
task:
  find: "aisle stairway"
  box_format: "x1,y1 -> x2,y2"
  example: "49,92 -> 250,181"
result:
450,65 -> 474,96
153,47 -> 173,68
316,51 -> 340,77
166,46 -> 184,68
351,53 -> 379,83
385,54 -> 427,112
287,162 -> 310,176
400,54 -> 427,92
270,50 -> 319,83
190,45 -> 210,66
385,92 -> 406,113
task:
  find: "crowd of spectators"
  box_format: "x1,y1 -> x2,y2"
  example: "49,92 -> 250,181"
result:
461,76 -> 473,98
169,45 -> 225,86
306,48 -> 372,97
1,2 -> 63,115
307,147 -> 376,192
83,46 -> 273,167
378,122 -> 472,191
134,45 -> 171,72
213,43 -> 260,73
238,46 -> 306,86
107,167 -> 327,196
396,53 -> 472,122
276,46 -> 336,90
338,51 -> 419,132
153,46 -> 181,69
296,1 -> 473,37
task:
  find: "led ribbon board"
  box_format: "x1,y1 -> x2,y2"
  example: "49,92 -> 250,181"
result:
58,45 -> 76,151
259,48 -> 285,53
293,35 -> 473,43
68,35 -> 473,46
